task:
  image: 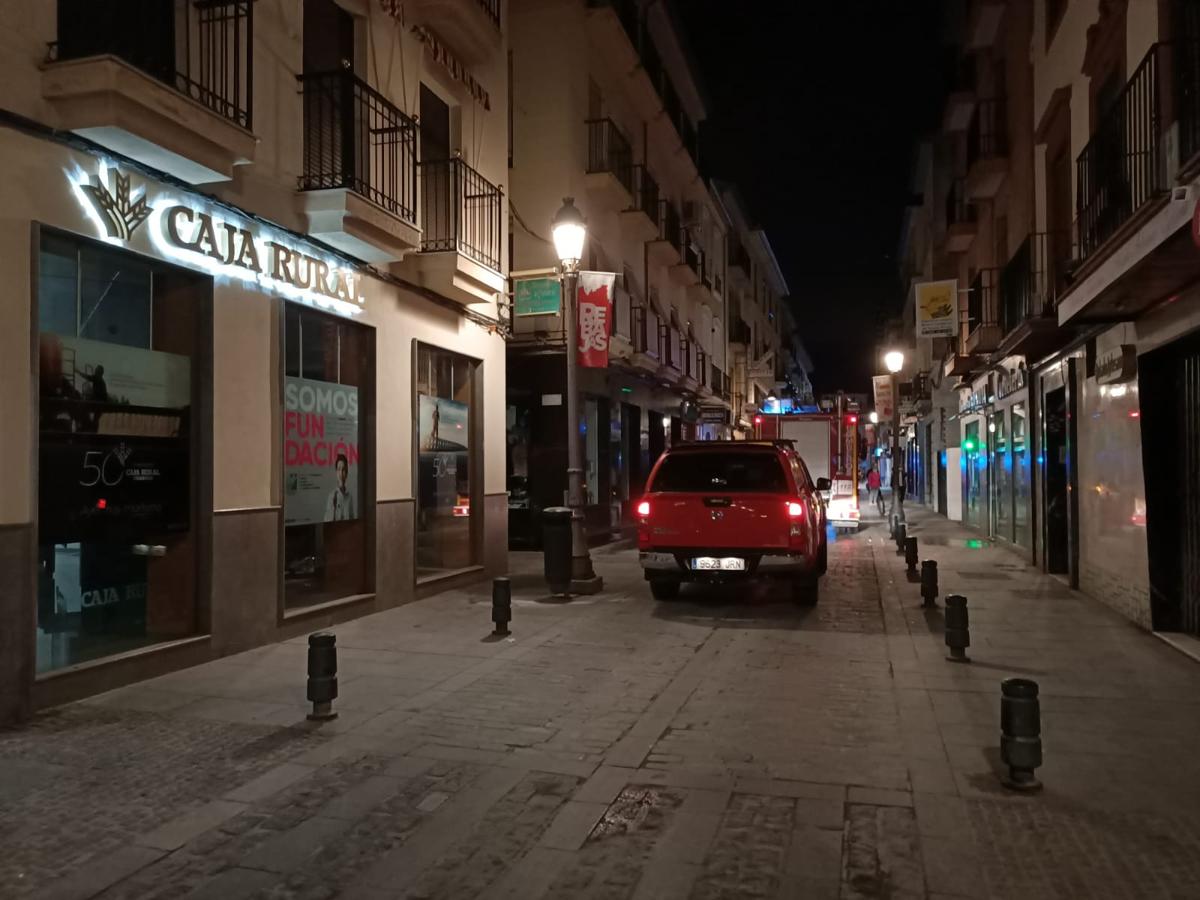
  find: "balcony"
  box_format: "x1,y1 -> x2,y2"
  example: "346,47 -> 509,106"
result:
405,0 -> 501,64
996,233 -> 1071,358
584,118 -> 634,209
964,268 -> 1002,355
620,165 -> 660,242
297,71 -> 419,263
43,0 -> 256,184
1075,44 -> 1169,266
965,97 -> 1008,199
659,322 -> 683,382
412,157 -> 505,305
944,179 -> 978,253
631,305 -> 662,373
942,304 -> 977,380
672,230 -> 704,287
649,200 -> 683,268
943,53 -> 977,132
729,319 -> 751,346
728,238 -> 751,287
585,0 -> 641,87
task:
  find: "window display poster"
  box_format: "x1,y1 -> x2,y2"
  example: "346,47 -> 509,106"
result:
284,376 -> 360,526
419,394 -> 469,516
40,334 -> 191,409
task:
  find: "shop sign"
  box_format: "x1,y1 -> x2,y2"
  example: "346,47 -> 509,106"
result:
514,276 -> 560,316
872,375 -> 894,419
411,25 -> 491,110
915,280 -> 959,338
997,365 -> 1027,399
959,389 -> 988,414
577,271 -> 617,368
284,377 -> 360,526
1096,344 -> 1137,384
71,162 -> 366,318
699,406 -> 729,425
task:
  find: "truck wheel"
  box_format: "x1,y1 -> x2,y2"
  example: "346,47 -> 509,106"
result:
649,579 -> 681,601
792,574 -> 819,605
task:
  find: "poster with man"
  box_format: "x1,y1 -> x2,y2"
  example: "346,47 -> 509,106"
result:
283,376 -> 359,526
418,395 -> 469,517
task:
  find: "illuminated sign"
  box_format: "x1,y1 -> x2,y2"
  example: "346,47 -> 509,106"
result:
69,162 -> 365,317
1096,344 -> 1137,385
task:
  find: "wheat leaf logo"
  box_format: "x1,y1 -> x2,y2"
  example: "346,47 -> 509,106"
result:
81,170 -> 153,241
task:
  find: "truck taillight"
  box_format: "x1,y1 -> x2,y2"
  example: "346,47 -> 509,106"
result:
637,500 -> 651,518
787,501 -> 804,518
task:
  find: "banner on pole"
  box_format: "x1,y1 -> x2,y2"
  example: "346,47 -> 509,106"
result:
577,271 -> 617,368
872,375 -> 895,420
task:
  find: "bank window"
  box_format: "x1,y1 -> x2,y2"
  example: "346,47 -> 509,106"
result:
415,344 -> 477,577
36,232 -> 204,673
283,305 -> 371,611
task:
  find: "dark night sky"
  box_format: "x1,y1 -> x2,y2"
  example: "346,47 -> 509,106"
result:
675,2 -> 946,395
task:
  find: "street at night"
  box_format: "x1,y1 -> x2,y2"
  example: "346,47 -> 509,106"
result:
5,510 -> 1200,898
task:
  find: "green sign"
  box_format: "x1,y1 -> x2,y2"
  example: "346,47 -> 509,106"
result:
514,277 -> 560,316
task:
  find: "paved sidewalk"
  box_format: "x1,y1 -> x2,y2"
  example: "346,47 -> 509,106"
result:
3,509 -> 1200,899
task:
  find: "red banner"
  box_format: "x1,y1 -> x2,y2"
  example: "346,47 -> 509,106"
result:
576,271 -> 616,368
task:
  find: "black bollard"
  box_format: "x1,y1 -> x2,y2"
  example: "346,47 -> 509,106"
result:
905,536 -> 919,574
492,577 -> 512,636
920,560 -> 939,608
944,594 -> 970,662
1000,678 -> 1043,791
306,632 -> 338,721
895,523 -> 907,555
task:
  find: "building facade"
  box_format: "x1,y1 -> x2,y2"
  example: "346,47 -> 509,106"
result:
899,0 -> 1200,639
0,0 -> 510,723
506,0 -> 805,542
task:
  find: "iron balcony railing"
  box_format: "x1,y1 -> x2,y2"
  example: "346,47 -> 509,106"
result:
586,118 -> 633,196
946,178 -> 976,227
682,229 -> 705,280
999,233 -> 1060,335
660,324 -> 681,370
967,268 -> 1000,333
967,97 -> 1007,168
1179,15 -> 1200,165
630,165 -> 659,220
474,0 -> 500,27
298,71 -> 418,223
698,350 -> 708,387
658,200 -> 682,251
51,0 -> 253,129
682,338 -> 693,379
420,157 -> 503,271
1076,44 -> 1168,262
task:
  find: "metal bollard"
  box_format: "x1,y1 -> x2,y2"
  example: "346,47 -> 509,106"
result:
905,536 -> 919,574
1000,678 -> 1043,791
492,576 -> 512,636
895,523 -> 907,555
920,560 -> 939,608
306,632 -> 338,721
944,594 -> 970,662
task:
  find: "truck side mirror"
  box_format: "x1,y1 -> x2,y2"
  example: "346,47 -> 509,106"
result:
816,477 -> 831,492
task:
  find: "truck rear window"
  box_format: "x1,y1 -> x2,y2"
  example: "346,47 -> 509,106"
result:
650,452 -> 789,493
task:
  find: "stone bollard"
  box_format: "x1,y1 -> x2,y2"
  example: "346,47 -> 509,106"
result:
306,632 -> 338,721
895,523 -> 907,555
492,576 -> 512,636
944,594 -> 970,662
920,560 -> 939,608
905,536 -> 919,574
1000,678 -> 1043,791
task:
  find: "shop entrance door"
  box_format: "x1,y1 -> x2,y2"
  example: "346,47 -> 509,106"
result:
1141,331 -> 1200,634
1044,386 -> 1070,575
937,451 -> 948,516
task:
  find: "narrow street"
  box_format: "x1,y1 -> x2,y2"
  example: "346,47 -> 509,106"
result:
6,509 -> 1200,900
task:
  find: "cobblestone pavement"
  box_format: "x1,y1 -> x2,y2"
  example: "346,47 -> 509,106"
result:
5,509 -> 1200,898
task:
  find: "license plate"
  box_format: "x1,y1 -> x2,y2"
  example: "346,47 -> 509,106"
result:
692,556 -> 746,571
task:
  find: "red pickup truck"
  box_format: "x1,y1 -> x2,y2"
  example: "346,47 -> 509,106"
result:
636,441 -> 828,602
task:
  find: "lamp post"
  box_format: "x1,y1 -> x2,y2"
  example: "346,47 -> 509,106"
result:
884,350 -> 905,526
552,198 -> 602,593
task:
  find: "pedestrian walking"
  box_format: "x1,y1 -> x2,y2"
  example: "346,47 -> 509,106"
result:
867,464 -> 884,515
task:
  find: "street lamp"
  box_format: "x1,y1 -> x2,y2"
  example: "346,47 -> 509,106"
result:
868,411 -> 879,424
552,198 -> 601,592
883,349 -> 905,527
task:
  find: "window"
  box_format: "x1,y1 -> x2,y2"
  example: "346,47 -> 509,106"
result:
36,232 -> 205,672
650,451 -> 788,493
283,305 -> 371,610
416,344 -> 477,576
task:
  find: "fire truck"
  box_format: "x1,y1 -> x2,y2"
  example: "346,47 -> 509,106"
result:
754,405 -> 861,533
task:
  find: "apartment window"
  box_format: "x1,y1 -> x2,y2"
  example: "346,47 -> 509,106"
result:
36,232 -> 206,672
283,306 -> 371,610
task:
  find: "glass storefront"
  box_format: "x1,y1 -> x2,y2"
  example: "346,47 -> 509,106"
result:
1012,403 -> 1031,549
282,305 -> 370,610
992,410 -> 1010,540
964,419 -> 988,531
36,232 -> 204,672
416,344 -> 477,576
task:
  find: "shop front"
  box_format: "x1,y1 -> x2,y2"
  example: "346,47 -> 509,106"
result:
958,386 -> 991,534
0,126 -> 507,722
987,360 -> 1033,555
